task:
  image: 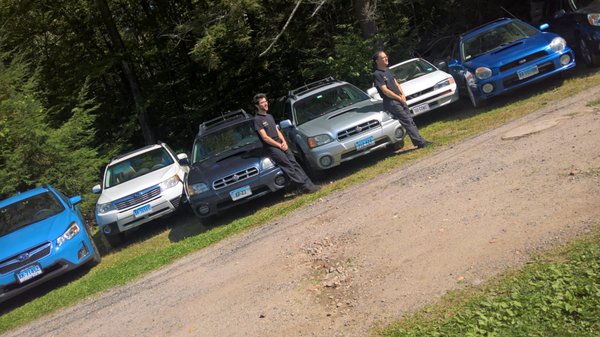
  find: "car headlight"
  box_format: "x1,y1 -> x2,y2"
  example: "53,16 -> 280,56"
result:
550,37 -> 567,52
97,202 -> 116,214
307,134 -> 333,148
56,222 -> 80,247
465,71 -> 475,85
159,175 -> 180,191
187,182 -> 209,196
260,157 -> 276,170
588,13 -> 600,26
433,77 -> 455,90
475,67 -> 492,80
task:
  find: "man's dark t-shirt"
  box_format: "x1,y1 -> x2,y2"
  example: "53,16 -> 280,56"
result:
253,113 -> 281,146
373,68 -> 405,108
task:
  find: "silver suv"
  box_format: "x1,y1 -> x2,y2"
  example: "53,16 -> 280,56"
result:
92,142 -> 189,246
275,77 -> 406,174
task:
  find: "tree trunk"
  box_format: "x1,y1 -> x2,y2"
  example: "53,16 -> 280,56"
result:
353,0 -> 378,39
94,0 -> 155,145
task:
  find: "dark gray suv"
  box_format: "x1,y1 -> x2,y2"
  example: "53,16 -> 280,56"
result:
185,110 -> 288,218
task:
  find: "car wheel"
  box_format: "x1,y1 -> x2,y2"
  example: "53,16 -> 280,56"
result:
87,237 -> 102,267
579,37 -> 600,67
391,139 -> 405,151
467,84 -> 486,108
103,232 -> 124,248
299,150 -> 324,181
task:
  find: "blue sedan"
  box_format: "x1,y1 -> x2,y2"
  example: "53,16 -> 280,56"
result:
447,18 -> 576,107
0,186 -> 100,303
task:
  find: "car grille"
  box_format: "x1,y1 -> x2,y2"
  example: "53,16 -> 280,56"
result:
213,167 -> 259,190
0,242 -> 52,275
409,89 -> 453,107
502,61 -> 555,88
406,86 -> 434,100
499,51 -> 548,73
337,120 -> 381,141
114,185 -> 161,210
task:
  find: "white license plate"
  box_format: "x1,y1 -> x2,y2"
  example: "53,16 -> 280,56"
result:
230,185 -> 252,201
133,204 -> 152,218
517,65 -> 539,80
355,136 -> 375,151
17,264 -> 43,283
412,103 -> 430,114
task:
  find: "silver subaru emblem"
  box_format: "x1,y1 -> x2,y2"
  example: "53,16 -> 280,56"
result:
518,58 -> 527,64
18,253 -> 30,262
232,174 -> 239,181
355,126 -> 363,132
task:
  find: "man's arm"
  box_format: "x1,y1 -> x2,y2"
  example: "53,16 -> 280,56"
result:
257,129 -> 288,151
379,84 -> 407,105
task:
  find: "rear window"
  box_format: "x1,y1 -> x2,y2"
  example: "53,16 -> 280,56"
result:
0,191 -> 64,237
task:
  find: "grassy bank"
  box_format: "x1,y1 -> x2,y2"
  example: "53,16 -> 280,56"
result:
1,69 -> 600,333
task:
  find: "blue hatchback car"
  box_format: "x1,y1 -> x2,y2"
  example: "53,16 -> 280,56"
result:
0,186 -> 100,303
447,18 -> 576,107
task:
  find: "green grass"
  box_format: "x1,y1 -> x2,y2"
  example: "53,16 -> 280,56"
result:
587,98 -> 600,107
376,230 -> 600,337
2,69 -> 600,333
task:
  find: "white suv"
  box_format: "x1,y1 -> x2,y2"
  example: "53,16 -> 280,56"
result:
92,142 -> 189,246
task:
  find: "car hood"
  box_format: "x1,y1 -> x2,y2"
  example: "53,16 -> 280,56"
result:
465,33 -> 555,69
401,70 -> 451,95
97,165 -> 180,204
298,100 -> 386,136
188,143 -> 266,184
0,211 -> 75,260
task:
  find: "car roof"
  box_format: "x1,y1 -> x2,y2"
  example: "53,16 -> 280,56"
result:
0,186 -> 52,208
460,17 -> 513,40
109,143 -> 165,165
288,77 -> 346,101
195,109 -> 252,138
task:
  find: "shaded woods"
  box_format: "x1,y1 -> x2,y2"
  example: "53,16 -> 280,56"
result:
0,0 -> 530,207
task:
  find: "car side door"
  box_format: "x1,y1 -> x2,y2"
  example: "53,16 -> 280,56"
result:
447,39 -> 468,94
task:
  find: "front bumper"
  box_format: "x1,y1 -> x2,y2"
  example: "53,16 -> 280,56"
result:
187,167 -> 287,218
96,182 -> 184,235
470,48 -> 575,101
305,118 -> 405,170
0,231 -> 96,303
407,84 -> 459,117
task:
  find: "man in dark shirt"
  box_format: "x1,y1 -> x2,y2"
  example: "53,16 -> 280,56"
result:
372,50 -> 432,148
252,93 -> 319,194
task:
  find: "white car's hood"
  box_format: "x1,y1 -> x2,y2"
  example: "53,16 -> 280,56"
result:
367,70 -> 451,99
97,165 -> 179,204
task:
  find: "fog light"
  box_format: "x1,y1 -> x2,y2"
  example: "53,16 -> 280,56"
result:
394,126 -> 406,140
274,174 -> 287,187
197,204 -> 210,216
319,155 -> 333,168
102,225 -> 112,235
481,83 -> 494,94
78,243 -> 89,260
560,54 -> 571,65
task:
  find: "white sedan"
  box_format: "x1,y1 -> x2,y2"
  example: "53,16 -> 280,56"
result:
367,58 -> 459,116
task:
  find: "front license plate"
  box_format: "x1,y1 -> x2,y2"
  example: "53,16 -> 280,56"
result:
17,264 -> 43,283
230,185 -> 252,201
133,204 -> 152,218
517,65 -> 539,80
355,136 -> 375,151
412,103 -> 430,114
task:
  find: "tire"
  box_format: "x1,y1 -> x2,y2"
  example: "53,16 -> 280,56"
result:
299,150 -> 324,181
87,238 -> 102,267
579,37 -> 600,67
391,139 -> 405,151
467,84 -> 486,108
103,232 -> 124,248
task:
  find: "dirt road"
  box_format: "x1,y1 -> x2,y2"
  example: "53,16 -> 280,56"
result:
4,84 -> 600,337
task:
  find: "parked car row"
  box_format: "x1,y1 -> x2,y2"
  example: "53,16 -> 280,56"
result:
0,15 -> 581,305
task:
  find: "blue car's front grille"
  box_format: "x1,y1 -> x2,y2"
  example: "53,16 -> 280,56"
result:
499,51 -> 548,73
503,61 -> 555,88
114,186 -> 161,210
213,167 -> 259,190
0,242 -> 52,275
337,120 -> 381,141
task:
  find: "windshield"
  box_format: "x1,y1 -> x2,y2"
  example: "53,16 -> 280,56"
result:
104,147 -> 174,188
0,191 -> 64,237
293,84 -> 369,125
192,120 -> 260,164
391,59 -> 437,83
572,0 -> 596,9
462,21 -> 539,60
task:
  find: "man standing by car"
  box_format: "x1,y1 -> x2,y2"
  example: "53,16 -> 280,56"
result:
372,50 -> 432,148
252,93 -> 319,194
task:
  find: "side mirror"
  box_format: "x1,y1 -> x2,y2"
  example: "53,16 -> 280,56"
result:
177,153 -> 190,166
553,9 -> 566,19
435,60 -> 448,70
366,87 -> 381,100
69,195 -> 82,206
279,119 -> 293,129
539,23 -> 550,31
92,184 -> 102,194
447,59 -> 460,67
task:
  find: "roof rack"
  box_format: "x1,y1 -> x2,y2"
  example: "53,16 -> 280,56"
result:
460,17 -> 510,38
199,109 -> 249,133
288,76 -> 338,98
